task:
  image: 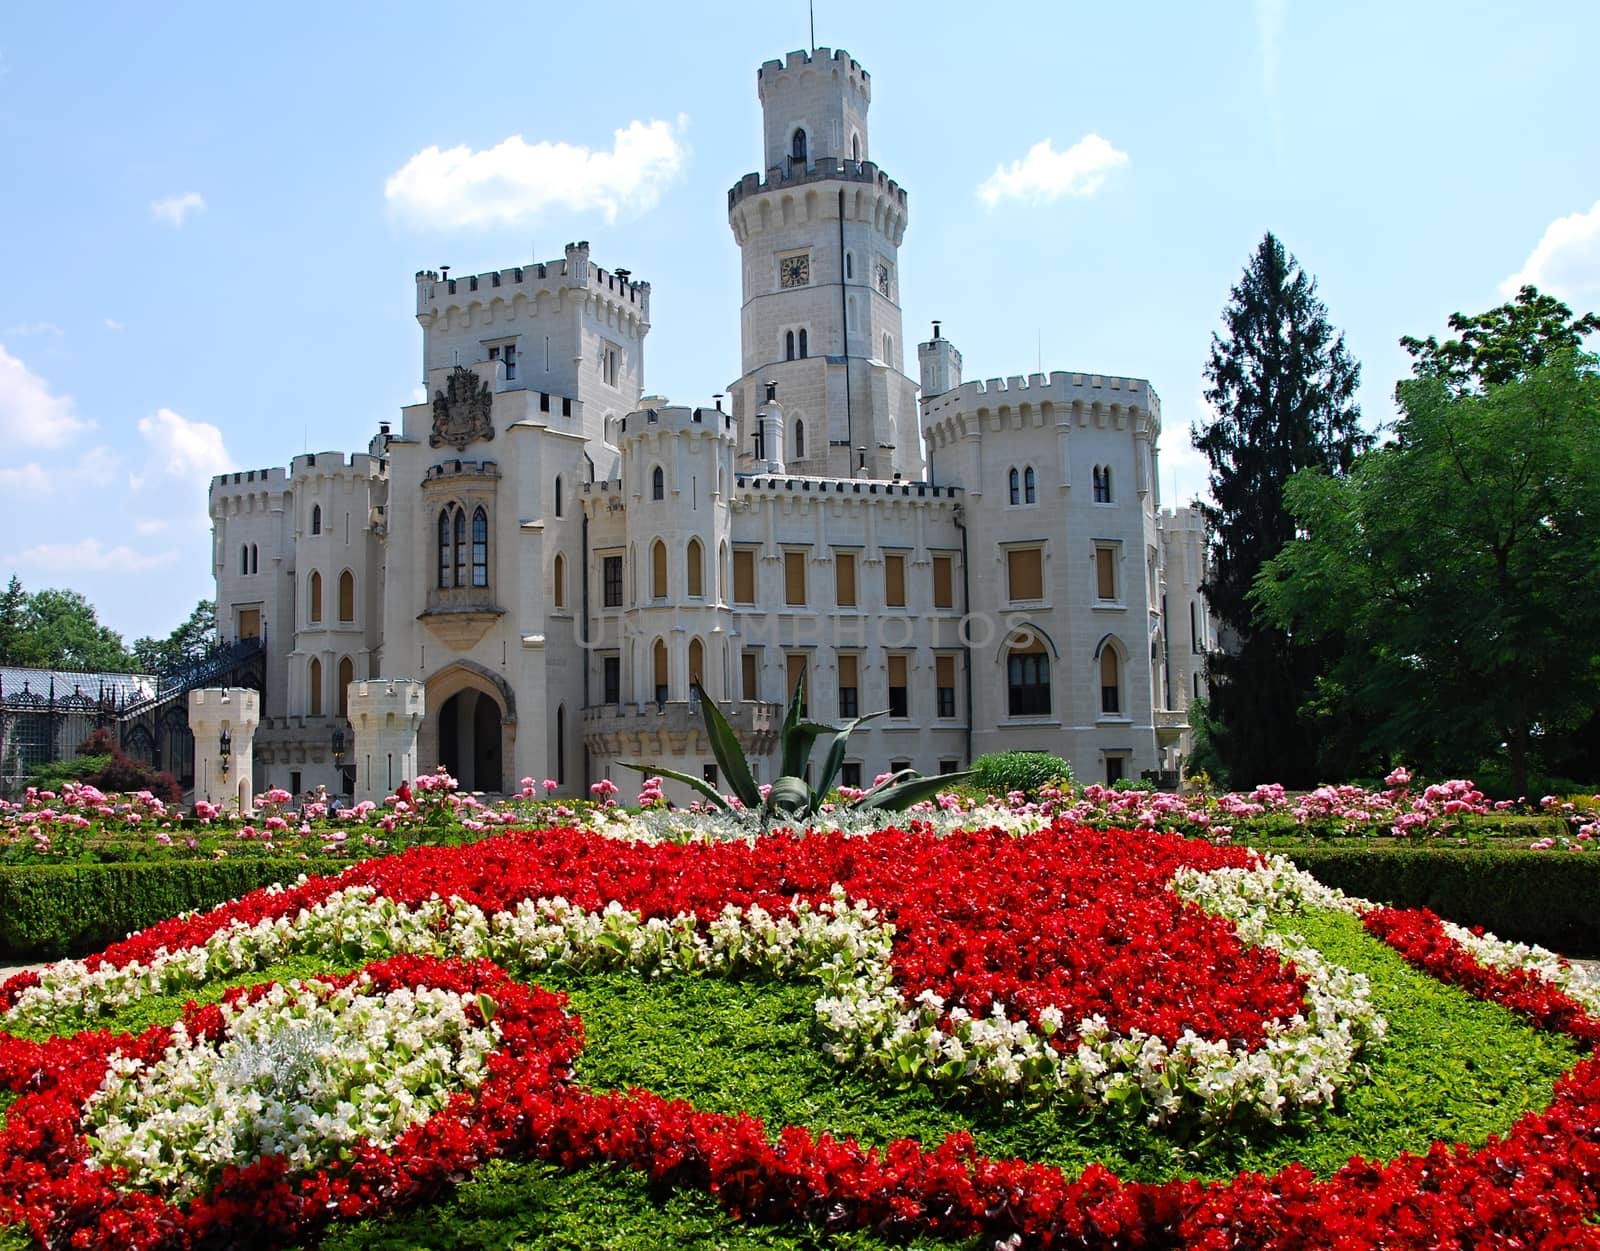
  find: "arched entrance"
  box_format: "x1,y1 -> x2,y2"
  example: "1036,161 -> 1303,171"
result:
437,688 -> 503,794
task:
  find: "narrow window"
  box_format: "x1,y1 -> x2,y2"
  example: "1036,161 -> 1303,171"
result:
553,553 -> 566,609
503,342 -> 516,380
471,507 -> 488,587
437,510 -> 451,588
851,133 -> 861,161
689,638 -> 705,690
337,657 -> 353,719
1190,601 -> 1200,653
308,657 -> 322,717
603,554 -> 623,608
838,653 -> 859,719
1094,465 -> 1113,503
741,651 -> 758,701
686,538 -> 704,597
1100,647 -> 1121,714
311,505 -> 321,536
453,508 -> 466,587
603,656 -> 621,704
887,654 -> 909,718
1007,640 -> 1051,716
653,639 -> 668,704
556,705 -> 565,784
932,555 -> 954,610
241,545 -> 249,575
651,540 -> 668,599
652,465 -> 664,500
734,549 -> 756,604
845,252 -> 853,280
1009,467 -> 1020,506
309,571 -> 323,623
835,551 -> 857,607
1105,756 -> 1127,787
1024,466 -> 1037,503
784,550 -> 807,606
884,553 -> 906,608
786,330 -> 796,361
791,128 -> 807,164
936,655 -> 957,718
338,571 -> 354,622
798,328 -> 808,358
1096,547 -> 1117,601
554,475 -> 563,518
251,544 -> 258,575
1007,549 -> 1043,602
794,419 -> 805,460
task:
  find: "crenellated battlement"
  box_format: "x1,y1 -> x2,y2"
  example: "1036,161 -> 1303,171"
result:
619,404 -> 737,441
922,371 -> 1156,421
415,241 -> 650,324
757,47 -> 870,101
423,458 -> 501,483
728,157 -> 906,213
289,451 -> 385,480
732,474 -> 961,502
210,466 -> 289,498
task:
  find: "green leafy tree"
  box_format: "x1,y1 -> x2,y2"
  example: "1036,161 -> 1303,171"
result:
1399,285 -> 1600,395
1256,344 -> 1600,797
0,575 -> 26,665
7,587 -> 136,673
1192,233 -> 1372,786
132,599 -> 217,674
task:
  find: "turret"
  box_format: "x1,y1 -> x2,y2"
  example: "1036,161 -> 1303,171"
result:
757,47 -> 871,172
918,320 -> 963,402
756,381 -> 785,472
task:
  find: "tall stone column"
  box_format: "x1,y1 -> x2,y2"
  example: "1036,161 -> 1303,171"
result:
188,687 -> 261,815
347,679 -> 425,804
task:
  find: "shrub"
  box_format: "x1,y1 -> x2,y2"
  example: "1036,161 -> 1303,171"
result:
34,727 -> 183,805
969,751 -> 1073,798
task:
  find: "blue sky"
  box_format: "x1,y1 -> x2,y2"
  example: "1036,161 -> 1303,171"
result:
2,2 -> 1597,646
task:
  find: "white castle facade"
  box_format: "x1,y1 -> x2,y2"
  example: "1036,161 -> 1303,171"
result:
209,46 -> 1211,801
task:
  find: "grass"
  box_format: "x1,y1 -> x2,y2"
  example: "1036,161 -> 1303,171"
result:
0,910 -> 1581,1250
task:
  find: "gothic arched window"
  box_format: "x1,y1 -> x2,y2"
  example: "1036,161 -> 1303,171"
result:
798,328 -> 808,358
250,544 -> 258,575
1024,466 -> 1037,504
794,419 -> 805,460
652,465 -> 665,500
553,553 -> 566,609
1008,467 -> 1021,506
1093,465 -> 1113,503
311,504 -> 321,536
471,507 -> 488,587
453,508 -> 466,587
337,656 -> 353,718
651,539 -> 668,599
308,656 -> 323,717
308,571 -> 323,624
687,538 -> 704,598
338,570 -> 354,622
653,638 -> 669,704
1100,645 -> 1121,714
437,510 -> 451,588
791,128 -> 807,164
1006,638 -> 1050,717
240,545 -> 249,576
785,330 -> 796,361
554,475 -> 563,518
851,132 -> 861,161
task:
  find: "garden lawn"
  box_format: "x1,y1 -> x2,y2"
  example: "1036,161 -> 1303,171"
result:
0,906 -> 1579,1250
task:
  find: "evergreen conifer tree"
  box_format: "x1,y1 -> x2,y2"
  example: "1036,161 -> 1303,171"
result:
1194,233 -> 1370,786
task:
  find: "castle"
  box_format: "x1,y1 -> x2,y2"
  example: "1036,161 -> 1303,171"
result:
209,46 -> 1211,801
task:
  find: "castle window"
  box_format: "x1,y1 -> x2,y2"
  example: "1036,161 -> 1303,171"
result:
554,475 -> 563,518
603,655 -> 621,704
503,343 -> 516,380
834,550 -> 857,607
471,507 -> 488,587
791,127 -> 807,165
311,505 -> 321,536
338,657 -> 353,719
1007,639 -> 1050,717
845,252 -> 853,280
251,544 -> 258,575
686,538 -> 704,598
837,653 -> 859,718
784,550 -> 807,606
1190,601 -> 1200,653
553,553 -> 566,609
932,555 -> 954,610
603,345 -> 619,386
309,571 -> 323,624
1096,546 -> 1118,602
652,466 -> 664,500
651,540 -> 668,600
603,554 -> 623,608
437,510 -> 451,588
308,657 -> 322,717
794,419 -> 805,460
798,328 -> 808,358
653,639 -> 669,704
241,545 -> 249,576
689,638 -> 705,690
1007,548 -> 1044,602
1093,465 -> 1113,503
556,705 -> 565,784
1024,466 -> 1037,504
338,571 -> 354,623
884,553 -> 906,608
1100,646 -> 1121,715
887,654 -> 909,718
741,651 -> 758,700
733,549 -> 756,604
1009,467 -> 1021,506
852,133 -> 861,161
453,509 -> 466,587
936,654 -> 957,718
785,330 -> 796,361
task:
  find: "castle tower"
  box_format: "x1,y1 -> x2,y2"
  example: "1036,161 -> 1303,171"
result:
726,48 -> 923,481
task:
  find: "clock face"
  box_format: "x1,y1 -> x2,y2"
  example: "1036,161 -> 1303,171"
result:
780,255 -> 810,288
877,263 -> 891,297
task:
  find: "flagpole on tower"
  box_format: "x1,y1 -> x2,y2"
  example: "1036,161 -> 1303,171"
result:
809,0 -> 815,51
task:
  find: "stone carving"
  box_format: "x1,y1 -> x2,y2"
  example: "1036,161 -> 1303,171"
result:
430,366 -> 495,450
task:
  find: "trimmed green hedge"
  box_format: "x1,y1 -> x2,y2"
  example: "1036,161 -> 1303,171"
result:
1282,845 -> 1600,956
0,860 -> 341,960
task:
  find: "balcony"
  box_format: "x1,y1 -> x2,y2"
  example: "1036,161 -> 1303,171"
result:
582,698 -> 782,758
1154,707 -> 1191,749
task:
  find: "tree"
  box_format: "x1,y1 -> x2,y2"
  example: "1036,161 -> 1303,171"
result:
8,587 -> 136,673
1256,344 -> 1600,798
0,575 -> 25,666
1192,233 -> 1372,786
132,599 -> 217,675
1400,285 -> 1600,395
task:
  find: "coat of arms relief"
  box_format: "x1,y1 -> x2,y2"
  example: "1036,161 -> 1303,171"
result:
430,365 -> 495,450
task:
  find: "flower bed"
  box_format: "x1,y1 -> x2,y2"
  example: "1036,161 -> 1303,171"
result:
1,819 -> 1597,1247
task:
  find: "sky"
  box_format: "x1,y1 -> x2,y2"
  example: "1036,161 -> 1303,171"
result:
1,1 -> 1597,645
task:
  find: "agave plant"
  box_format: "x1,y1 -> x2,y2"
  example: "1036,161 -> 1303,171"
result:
622,678 -> 968,828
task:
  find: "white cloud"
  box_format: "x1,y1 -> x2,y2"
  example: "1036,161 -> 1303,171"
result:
1253,0 -> 1287,100
1501,197 -> 1600,307
149,191 -> 207,227
0,344 -> 93,448
977,135 -> 1129,207
80,445 -> 122,486
103,318 -> 124,332
134,407 -> 234,482
134,518 -> 169,537
0,322 -> 63,338
8,537 -> 177,575
385,116 -> 689,229
1160,394 -> 1218,509
0,463 -> 52,494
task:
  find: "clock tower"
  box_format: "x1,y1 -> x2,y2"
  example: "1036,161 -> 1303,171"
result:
726,47 -> 923,480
